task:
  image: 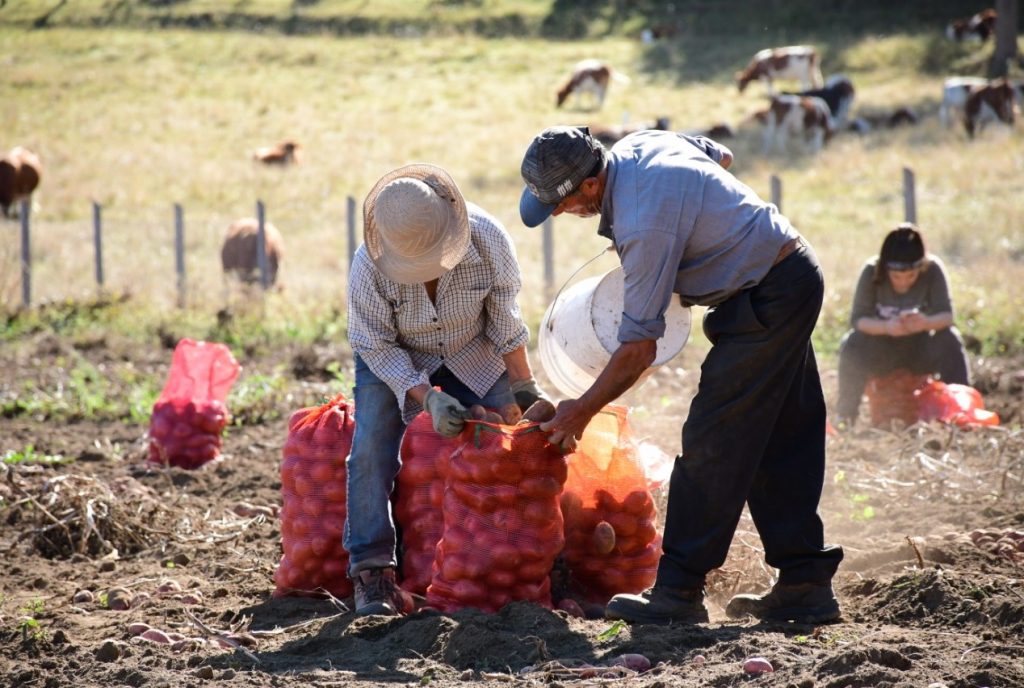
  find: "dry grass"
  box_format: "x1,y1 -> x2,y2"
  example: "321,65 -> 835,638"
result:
0,25 -> 1022,354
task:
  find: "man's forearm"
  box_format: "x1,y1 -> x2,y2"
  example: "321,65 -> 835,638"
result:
502,345 -> 534,383
577,339 -> 657,414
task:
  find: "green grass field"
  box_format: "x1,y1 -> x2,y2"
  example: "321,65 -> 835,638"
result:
2,2 -> 1022,361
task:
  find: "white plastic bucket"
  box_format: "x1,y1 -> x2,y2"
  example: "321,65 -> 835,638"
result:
539,266 -> 691,398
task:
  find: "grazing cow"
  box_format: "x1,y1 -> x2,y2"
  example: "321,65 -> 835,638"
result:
964,79 -> 1016,138
940,76 -> 989,127
0,146 -> 42,218
755,95 -> 834,154
946,8 -> 997,42
847,107 -> 919,134
221,217 -> 284,287
590,117 -> 671,147
736,45 -> 823,95
556,59 -> 630,110
253,140 -> 300,166
782,75 -> 855,127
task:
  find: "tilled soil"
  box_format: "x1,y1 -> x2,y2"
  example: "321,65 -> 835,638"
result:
1,331 -> 1023,688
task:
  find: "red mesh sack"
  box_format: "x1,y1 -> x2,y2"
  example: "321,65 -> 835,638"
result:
426,421 -> 568,613
394,412 -> 457,595
915,381 -> 1000,427
148,339 -> 241,469
865,370 -> 930,428
558,405 -> 661,605
273,394 -> 354,599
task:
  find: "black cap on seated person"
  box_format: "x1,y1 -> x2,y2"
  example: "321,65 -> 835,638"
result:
881,222 -> 926,271
520,126 -> 607,228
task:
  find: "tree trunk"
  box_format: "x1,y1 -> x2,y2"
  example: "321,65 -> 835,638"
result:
989,0 -> 1021,78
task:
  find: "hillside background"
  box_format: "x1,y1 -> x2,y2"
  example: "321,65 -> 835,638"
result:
2,0 -> 1022,370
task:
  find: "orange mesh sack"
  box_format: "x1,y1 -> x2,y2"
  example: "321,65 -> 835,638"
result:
273,394 -> 353,599
559,405 -> 661,605
148,339 -> 240,469
865,370 -> 930,428
394,412 -> 456,595
426,422 -> 568,613
915,381 -> 1000,428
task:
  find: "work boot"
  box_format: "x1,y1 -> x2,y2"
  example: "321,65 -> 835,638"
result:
605,586 -> 709,625
352,567 -> 406,616
726,582 -> 841,624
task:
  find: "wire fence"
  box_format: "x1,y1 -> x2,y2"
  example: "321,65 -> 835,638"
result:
2,168 -> 920,314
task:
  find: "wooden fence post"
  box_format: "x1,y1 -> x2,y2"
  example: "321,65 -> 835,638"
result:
174,203 -> 186,308
19,200 -> 31,307
347,195 -> 357,269
256,200 -> 269,290
92,201 -> 104,292
542,216 -> 554,301
770,174 -> 782,213
902,167 -> 917,224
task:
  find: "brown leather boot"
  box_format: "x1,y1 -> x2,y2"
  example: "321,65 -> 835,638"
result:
605,586 -> 708,625
726,582 -> 841,623
352,567 -> 406,616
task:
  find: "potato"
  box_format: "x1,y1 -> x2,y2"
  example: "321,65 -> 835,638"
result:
556,598 -> 585,618
483,411 -> 505,424
522,399 -> 557,423
467,405 -> 489,420
609,653 -> 651,672
140,628 -> 171,644
743,657 -> 774,675
592,521 -> 617,555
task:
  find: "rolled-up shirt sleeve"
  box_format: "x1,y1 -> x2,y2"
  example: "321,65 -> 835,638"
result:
679,134 -> 733,166
484,229 -> 530,355
616,229 -> 686,342
347,252 -> 430,416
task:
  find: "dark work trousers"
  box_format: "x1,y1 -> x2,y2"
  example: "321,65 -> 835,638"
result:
835,327 -> 971,421
656,244 -> 844,590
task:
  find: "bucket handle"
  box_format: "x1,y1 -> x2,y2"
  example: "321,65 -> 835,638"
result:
546,244 -> 617,332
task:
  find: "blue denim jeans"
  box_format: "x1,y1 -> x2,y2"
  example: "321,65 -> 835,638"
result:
344,355 -> 515,576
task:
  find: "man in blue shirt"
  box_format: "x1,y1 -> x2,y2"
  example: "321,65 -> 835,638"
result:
519,126 -> 843,625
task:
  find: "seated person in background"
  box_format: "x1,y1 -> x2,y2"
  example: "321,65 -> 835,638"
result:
835,223 -> 970,427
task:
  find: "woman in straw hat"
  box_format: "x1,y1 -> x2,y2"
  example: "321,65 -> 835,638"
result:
345,163 -> 548,616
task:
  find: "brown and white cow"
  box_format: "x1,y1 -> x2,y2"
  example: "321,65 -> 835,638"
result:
253,140 -> 300,166
556,59 -> 630,110
783,74 -> 855,127
0,146 -> 42,218
755,95 -> 834,154
221,217 -> 284,287
736,45 -> 823,95
946,8 -> 997,42
590,116 -> 671,147
940,76 -> 989,127
964,79 -> 1016,138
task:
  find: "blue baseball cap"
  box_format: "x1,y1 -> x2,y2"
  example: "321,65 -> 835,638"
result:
519,126 -> 606,228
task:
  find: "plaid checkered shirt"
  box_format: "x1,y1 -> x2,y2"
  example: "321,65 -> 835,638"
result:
347,203 -> 530,422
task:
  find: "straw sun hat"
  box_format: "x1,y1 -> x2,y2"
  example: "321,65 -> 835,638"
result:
363,164 -> 470,284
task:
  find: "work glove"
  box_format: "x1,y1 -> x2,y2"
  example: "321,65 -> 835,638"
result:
424,389 -> 468,438
510,378 -> 550,412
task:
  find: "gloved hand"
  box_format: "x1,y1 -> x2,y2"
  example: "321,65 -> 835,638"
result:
510,378 -> 550,412
424,389 -> 468,438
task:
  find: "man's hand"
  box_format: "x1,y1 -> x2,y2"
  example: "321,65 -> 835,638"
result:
540,398 -> 595,453
424,389 -> 468,437
510,378 -> 550,412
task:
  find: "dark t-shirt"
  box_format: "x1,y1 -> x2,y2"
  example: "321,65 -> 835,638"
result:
849,253 -> 954,328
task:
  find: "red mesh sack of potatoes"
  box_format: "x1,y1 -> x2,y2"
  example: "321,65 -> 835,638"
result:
865,370 -> 930,428
148,339 -> 241,469
426,421 -> 568,613
559,405 -> 661,605
273,394 -> 354,599
394,412 -> 458,595
915,381 -> 1000,428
